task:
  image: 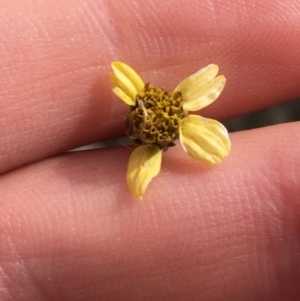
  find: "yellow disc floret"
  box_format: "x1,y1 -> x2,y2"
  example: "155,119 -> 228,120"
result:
125,83 -> 186,149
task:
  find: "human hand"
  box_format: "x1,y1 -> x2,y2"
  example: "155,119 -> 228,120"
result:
1,0 -> 300,300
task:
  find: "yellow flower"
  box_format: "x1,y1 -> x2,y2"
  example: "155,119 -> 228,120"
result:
111,61 -> 231,199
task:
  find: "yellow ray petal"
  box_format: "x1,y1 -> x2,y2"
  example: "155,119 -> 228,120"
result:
111,61 -> 145,100
110,74 -> 136,105
174,64 -> 226,111
182,75 -> 226,111
109,74 -> 119,86
112,87 -> 135,106
127,145 -> 162,199
175,64 -> 219,94
179,115 -> 231,165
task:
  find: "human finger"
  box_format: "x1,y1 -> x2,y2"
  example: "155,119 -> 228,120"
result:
1,122 -> 300,300
1,0 -> 299,174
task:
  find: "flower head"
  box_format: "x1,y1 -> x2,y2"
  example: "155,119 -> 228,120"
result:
111,61 -> 231,199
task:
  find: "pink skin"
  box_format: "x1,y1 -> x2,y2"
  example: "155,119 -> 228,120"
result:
0,0 -> 300,300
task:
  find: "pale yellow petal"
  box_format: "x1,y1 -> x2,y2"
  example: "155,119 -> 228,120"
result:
175,64 -> 219,93
109,74 -> 119,86
110,74 -> 136,105
182,75 -> 226,111
110,74 -> 136,104
174,64 -> 226,111
179,115 -> 231,165
111,61 -> 145,100
127,145 -> 162,199
112,87 -> 135,106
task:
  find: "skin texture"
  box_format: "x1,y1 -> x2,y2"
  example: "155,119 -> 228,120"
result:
0,0 -> 300,300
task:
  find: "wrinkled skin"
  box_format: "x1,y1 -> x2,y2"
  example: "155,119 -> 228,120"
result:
1,0 -> 300,300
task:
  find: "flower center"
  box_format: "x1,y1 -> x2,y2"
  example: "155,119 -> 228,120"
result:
125,83 -> 185,149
